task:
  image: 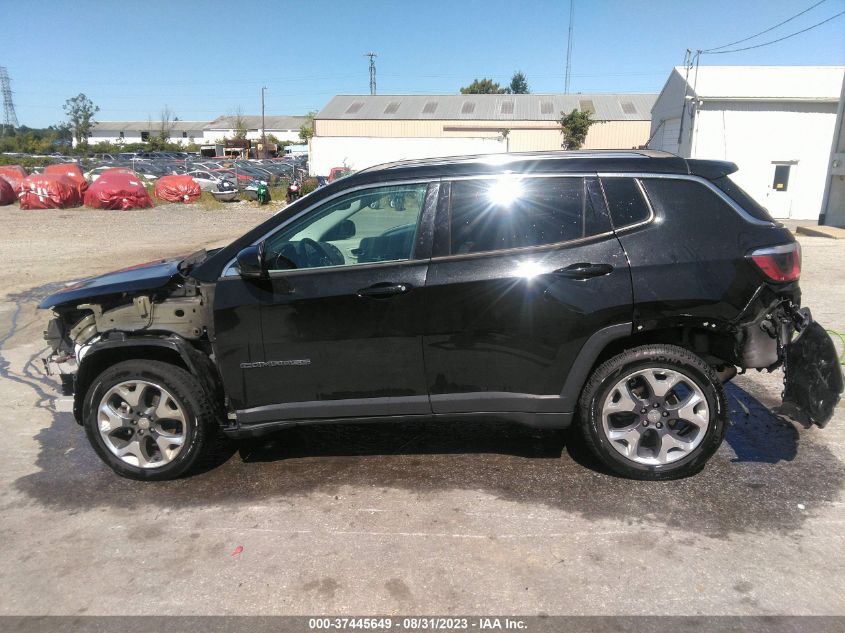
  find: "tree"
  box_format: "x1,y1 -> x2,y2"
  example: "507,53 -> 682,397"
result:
63,93 -> 99,148
299,111 -> 317,142
460,78 -> 506,94
508,71 -> 530,94
559,109 -> 594,150
232,106 -> 248,140
158,105 -> 177,142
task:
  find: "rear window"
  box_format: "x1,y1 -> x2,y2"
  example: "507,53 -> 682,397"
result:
711,176 -> 775,223
448,177 -> 604,255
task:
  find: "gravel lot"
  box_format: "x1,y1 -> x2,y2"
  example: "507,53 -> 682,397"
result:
0,206 -> 843,616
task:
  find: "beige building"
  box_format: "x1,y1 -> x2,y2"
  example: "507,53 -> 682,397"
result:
310,93 -> 657,175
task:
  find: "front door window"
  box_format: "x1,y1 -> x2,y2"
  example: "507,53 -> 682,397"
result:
264,183 -> 429,271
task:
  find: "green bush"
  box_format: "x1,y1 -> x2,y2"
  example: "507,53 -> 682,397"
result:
302,177 -> 318,195
0,155 -> 54,170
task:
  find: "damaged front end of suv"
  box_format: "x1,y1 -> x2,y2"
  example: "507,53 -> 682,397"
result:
39,251 -> 222,424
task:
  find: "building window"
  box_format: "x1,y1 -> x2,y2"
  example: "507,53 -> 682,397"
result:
422,101 -> 438,114
772,165 -> 791,192
461,102 -> 476,115
383,101 -> 400,114
500,101 -> 514,115
140,131 -> 150,141
119,131 -> 124,139
345,101 -> 364,114
540,101 -> 554,115
182,131 -> 188,138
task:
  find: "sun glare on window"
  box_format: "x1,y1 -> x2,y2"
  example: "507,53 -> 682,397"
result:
486,177 -> 524,207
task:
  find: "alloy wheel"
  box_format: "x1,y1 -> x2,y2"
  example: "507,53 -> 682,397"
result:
97,380 -> 187,469
600,367 -> 710,466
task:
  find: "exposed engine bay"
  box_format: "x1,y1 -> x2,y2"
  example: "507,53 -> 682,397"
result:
41,274 -> 214,389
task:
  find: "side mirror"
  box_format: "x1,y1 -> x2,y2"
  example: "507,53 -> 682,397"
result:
321,219 -> 356,241
236,244 -> 266,279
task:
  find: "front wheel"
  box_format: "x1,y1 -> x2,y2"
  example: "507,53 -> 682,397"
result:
578,344 -> 728,480
83,360 -> 215,481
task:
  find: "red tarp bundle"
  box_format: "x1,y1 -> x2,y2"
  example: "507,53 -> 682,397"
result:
44,163 -> 88,197
18,174 -> 83,209
154,175 -> 202,204
0,177 -> 15,205
84,171 -> 152,210
0,165 -> 28,191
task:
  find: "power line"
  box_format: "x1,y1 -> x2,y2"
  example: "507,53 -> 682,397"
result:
702,0 -> 828,52
703,8 -> 845,55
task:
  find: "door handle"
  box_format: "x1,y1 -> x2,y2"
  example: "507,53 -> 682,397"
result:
552,263 -> 614,280
356,282 -> 411,298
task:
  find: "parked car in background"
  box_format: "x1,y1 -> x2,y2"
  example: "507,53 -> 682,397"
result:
328,166 -> 352,182
185,169 -> 233,192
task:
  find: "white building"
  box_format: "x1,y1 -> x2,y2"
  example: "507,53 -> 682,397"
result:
85,121 -> 207,146
202,115 -> 307,144
820,72 -> 845,227
649,65 -> 845,220
310,93 -> 657,177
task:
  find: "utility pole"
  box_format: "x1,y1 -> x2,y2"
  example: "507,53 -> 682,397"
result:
0,67 -> 19,138
261,86 -> 267,158
365,52 -> 377,95
564,0 -> 574,93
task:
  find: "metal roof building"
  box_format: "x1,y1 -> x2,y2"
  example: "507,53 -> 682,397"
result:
204,115 -> 308,132
317,93 -> 656,122
85,115 -> 309,146
649,65 -> 845,221
86,120 -> 208,147
203,115 -> 308,144
310,93 -> 657,176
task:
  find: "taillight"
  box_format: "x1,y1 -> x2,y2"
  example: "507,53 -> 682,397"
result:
749,242 -> 801,282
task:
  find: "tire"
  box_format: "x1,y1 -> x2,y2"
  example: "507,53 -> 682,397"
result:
82,360 -> 215,481
578,344 -> 727,480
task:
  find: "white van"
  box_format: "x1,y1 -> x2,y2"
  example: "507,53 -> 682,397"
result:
284,144 -> 309,158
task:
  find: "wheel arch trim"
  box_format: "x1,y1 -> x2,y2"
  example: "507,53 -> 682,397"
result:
559,322 -> 633,412
74,336 -> 223,425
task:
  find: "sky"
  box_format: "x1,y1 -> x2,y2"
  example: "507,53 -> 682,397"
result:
3,0 -> 845,128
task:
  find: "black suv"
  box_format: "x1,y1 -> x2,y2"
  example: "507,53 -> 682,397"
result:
40,150 -> 842,481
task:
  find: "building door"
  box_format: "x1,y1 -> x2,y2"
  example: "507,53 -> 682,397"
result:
764,162 -> 795,219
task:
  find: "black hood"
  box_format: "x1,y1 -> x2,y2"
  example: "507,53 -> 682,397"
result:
39,257 -> 184,310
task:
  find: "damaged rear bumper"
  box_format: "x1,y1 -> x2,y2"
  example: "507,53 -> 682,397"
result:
779,315 -> 844,428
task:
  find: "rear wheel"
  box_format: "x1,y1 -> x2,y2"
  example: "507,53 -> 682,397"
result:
578,344 -> 727,480
83,360 -> 214,480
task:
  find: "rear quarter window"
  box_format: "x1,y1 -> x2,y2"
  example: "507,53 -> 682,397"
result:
711,176 -> 775,223
639,178 -> 749,226
601,177 -> 651,228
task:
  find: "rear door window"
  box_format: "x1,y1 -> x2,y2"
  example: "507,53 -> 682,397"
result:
446,176 -> 606,255
601,177 -> 651,229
